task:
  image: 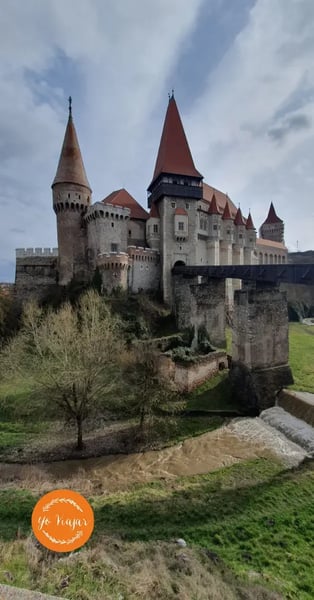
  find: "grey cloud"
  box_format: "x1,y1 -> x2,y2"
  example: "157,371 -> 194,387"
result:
10,227 -> 25,234
268,114 -> 311,142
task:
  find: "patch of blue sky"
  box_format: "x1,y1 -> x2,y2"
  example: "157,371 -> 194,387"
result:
167,0 -> 256,113
24,49 -> 83,113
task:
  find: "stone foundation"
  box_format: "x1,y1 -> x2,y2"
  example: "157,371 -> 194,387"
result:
173,275 -> 226,348
159,350 -> 228,392
229,361 -> 293,413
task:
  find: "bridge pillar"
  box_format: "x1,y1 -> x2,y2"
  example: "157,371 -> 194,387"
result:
230,282 -> 293,412
173,275 -> 226,348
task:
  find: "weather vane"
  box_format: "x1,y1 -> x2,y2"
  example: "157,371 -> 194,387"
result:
68,96 -> 72,116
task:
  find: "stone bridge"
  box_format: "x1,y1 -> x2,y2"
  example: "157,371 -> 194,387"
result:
172,264 -> 314,414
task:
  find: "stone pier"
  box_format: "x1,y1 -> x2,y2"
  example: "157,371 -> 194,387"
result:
173,275 -> 226,348
229,282 -> 293,412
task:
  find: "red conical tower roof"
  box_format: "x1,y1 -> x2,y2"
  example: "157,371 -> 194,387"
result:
149,95 -> 202,188
246,212 -> 255,230
208,194 -> 220,215
222,200 -> 233,220
234,207 -> 245,226
102,188 -> 149,220
52,100 -> 91,191
262,202 -> 283,225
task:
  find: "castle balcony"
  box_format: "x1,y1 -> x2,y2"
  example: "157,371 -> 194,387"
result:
147,181 -> 202,207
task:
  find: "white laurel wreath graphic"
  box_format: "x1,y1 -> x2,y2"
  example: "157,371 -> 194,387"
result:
43,497 -> 83,513
42,529 -> 83,545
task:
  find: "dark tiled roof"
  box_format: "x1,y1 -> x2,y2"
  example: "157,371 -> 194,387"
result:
202,183 -> 237,218
149,96 -> 203,187
262,202 -> 283,225
101,189 -> 149,220
246,212 -> 255,230
52,116 -> 91,191
208,194 -> 220,215
234,207 -> 246,226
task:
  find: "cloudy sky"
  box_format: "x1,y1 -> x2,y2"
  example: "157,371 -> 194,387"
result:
1,0 -> 314,281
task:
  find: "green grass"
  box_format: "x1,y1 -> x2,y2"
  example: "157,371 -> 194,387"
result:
288,323 -> 314,393
0,458 -> 314,598
0,421 -> 45,452
186,371 -> 238,412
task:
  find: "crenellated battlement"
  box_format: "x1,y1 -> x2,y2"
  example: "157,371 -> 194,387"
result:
85,202 -> 130,223
128,246 -> 159,263
16,248 -> 58,257
97,252 -> 130,270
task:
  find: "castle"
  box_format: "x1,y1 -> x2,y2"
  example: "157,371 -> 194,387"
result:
15,94 -> 287,306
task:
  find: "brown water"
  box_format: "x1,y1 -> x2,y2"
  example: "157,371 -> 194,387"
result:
0,419 -> 307,494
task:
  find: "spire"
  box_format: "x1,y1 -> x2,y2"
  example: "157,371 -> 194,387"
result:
149,96 -> 202,188
208,194 -> 220,215
262,202 -> 283,225
52,99 -> 91,191
222,200 -> 233,220
234,206 -> 245,226
246,212 -> 255,230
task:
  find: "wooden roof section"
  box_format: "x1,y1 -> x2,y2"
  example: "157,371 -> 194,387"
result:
52,112 -> 91,191
202,184 -> 237,218
262,202 -> 283,225
149,95 -> 203,188
101,189 -> 149,220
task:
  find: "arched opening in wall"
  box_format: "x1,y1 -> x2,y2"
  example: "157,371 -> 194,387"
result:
259,252 -> 263,264
173,260 -> 186,267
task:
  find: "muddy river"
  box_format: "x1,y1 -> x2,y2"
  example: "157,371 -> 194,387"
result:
0,417 -> 306,494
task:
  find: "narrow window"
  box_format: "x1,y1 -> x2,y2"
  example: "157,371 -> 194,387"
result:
178,222 -> 184,231
153,224 -> 158,233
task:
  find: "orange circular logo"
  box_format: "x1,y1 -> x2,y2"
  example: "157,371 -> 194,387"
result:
31,489 -> 94,552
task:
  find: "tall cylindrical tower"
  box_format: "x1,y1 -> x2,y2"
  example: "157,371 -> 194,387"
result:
52,98 -> 92,285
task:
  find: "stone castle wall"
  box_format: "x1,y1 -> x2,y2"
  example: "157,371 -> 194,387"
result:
15,249 -> 58,302
158,350 -> 228,392
128,247 -> 160,293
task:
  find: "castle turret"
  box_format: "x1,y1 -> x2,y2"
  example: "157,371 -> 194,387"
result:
220,200 -> 234,265
233,207 -> 246,265
259,202 -> 284,243
207,194 -> 221,264
146,202 -> 160,250
147,93 -> 203,303
52,98 -> 92,285
244,212 -> 257,264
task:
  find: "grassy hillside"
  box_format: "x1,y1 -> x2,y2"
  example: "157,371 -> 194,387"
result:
288,323 -> 314,392
0,458 -> 313,598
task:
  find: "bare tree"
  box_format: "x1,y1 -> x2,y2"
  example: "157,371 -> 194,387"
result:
123,342 -> 178,431
2,290 -> 124,449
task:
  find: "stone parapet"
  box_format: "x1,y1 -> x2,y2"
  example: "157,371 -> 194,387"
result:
128,246 -> 160,263
16,248 -> 58,257
97,252 -> 130,270
85,202 -> 130,223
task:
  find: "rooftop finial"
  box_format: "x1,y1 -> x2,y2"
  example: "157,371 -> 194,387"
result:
171,88 -> 174,98
68,96 -> 72,117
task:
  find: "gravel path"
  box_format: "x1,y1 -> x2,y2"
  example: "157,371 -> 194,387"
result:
0,584 -> 65,600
